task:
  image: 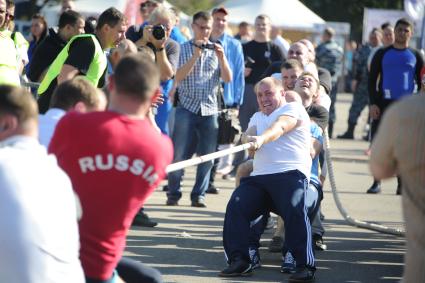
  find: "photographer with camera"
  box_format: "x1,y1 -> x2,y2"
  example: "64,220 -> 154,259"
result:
166,11 -> 232,208
130,5 -> 180,135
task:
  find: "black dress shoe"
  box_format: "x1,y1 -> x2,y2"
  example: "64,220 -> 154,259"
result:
288,266 -> 315,283
191,199 -> 206,208
337,131 -> 354,139
166,199 -> 179,206
366,181 -> 381,194
219,258 -> 252,277
132,211 -> 158,227
206,186 -> 220,194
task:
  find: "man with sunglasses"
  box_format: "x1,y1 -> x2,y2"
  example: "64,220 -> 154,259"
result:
0,0 -> 20,85
131,5 -> 180,135
3,0 -> 28,76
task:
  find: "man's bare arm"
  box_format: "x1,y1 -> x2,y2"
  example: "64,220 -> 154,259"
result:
175,41 -> 202,83
57,64 -> 79,84
214,43 -> 232,83
369,106 -> 398,180
156,49 -> 175,81
311,137 -> 322,159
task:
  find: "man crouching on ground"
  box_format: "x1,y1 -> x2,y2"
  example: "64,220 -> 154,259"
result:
220,77 -> 316,283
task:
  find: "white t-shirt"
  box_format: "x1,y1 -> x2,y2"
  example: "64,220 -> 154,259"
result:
273,35 -> 290,58
0,136 -> 85,283
248,102 -> 312,178
38,108 -> 66,148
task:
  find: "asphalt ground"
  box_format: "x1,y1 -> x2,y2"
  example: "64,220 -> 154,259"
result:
124,93 -> 405,283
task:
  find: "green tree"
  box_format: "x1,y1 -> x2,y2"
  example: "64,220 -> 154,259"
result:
300,0 -> 404,42
168,0 -> 222,16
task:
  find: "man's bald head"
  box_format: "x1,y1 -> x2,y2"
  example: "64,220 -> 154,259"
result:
109,39 -> 138,70
288,42 -> 310,67
298,39 -> 315,62
254,77 -> 285,115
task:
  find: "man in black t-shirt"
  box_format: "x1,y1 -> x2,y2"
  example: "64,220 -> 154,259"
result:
239,14 -> 283,131
28,10 -> 85,83
37,8 -> 126,114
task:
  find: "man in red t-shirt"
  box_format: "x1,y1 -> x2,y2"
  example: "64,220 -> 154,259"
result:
49,54 -> 173,283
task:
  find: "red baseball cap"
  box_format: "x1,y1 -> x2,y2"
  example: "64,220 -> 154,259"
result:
212,7 -> 228,15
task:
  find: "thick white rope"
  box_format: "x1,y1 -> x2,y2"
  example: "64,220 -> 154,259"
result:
324,131 -> 405,237
165,142 -> 255,174
165,134 -> 405,236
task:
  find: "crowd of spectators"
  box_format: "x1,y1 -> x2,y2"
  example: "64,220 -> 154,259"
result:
0,0 -> 424,282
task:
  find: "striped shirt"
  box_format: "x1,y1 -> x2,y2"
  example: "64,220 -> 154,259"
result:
177,40 -> 221,116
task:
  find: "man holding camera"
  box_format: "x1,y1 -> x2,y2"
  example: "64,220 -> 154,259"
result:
166,11 -> 232,207
129,5 -> 180,135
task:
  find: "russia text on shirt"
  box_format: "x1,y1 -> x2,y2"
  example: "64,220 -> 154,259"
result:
78,154 -> 159,185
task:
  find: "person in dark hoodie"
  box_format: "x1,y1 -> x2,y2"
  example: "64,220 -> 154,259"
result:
28,10 -> 85,82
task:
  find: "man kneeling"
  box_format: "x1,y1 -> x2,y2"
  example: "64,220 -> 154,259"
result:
220,77 -> 315,282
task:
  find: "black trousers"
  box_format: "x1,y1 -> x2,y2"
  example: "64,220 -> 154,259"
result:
85,257 -> 163,283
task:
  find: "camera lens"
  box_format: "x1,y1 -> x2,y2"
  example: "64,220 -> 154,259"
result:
152,25 -> 166,40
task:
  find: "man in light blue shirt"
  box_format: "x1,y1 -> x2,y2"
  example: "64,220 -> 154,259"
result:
206,7 -> 245,193
38,77 -> 106,148
210,7 -> 244,108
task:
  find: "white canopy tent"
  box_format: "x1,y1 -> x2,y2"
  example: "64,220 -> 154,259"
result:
41,0 -> 189,28
41,0 -> 127,27
220,0 -> 325,31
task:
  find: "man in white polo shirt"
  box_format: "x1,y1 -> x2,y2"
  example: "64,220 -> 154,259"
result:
219,77 -> 315,282
0,85 -> 84,283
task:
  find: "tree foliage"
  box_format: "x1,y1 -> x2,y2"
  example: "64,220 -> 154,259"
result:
168,0 -> 222,16
300,0 -> 404,42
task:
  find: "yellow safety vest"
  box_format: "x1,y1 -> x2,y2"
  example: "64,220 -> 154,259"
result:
0,31 -> 20,86
38,34 -> 106,95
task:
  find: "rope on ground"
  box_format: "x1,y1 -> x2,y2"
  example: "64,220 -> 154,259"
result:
165,142 -> 255,174
324,130 -> 405,237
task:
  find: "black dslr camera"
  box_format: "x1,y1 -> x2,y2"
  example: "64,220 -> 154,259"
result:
139,24 -> 166,40
152,24 -> 166,40
191,42 -> 216,50
200,42 -> 215,50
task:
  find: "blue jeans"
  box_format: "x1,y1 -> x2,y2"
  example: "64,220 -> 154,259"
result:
167,106 -> 218,202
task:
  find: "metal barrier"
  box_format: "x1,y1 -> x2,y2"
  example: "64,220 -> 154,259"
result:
21,81 -> 41,89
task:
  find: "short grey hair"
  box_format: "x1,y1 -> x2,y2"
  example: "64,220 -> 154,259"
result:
109,39 -> 137,57
149,5 -> 176,24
